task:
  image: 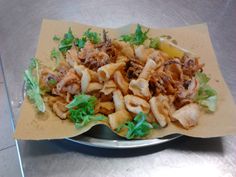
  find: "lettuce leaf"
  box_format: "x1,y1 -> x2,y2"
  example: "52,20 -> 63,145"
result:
198,96 -> 217,112
120,24 -> 149,45
24,58 -> 45,112
66,94 -> 106,128
75,29 -> 101,48
117,112 -> 156,139
50,48 -> 61,67
75,37 -> 87,48
59,28 -> 75,52
194,72 -> 217,112
57,28 -> 101,51
83,28 -> 101,44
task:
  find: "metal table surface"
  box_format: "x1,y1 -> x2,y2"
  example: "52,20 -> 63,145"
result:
0,0 -> 236,177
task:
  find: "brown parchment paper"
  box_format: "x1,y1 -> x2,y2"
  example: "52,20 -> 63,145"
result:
14,19 -> 236,140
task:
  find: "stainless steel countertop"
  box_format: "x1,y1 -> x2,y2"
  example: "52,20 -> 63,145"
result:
0,0 -> 236,176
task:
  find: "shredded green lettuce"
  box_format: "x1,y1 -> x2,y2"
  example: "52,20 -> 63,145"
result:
194,72 -> 217,112
56,27 -> 102,52
24,58 -> 45,112
120,24 -> 149,45
198,95 -> 217,112
59,28 -> 75,53
196,71 -> 210,86
75,37 -> 87,48
66,94 -> 106,128
50,48 -> 61,67
75,29 -> 101,48
116,112 -> 157,139
83,28 -> 101,44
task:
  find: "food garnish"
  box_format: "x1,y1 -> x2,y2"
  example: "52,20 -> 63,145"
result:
24,58 -> 45,112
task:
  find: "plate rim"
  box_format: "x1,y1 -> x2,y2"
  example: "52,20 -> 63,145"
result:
66,134 -> 182,149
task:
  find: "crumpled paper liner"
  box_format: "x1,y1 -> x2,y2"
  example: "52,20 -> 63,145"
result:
14,19 -> 236,140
